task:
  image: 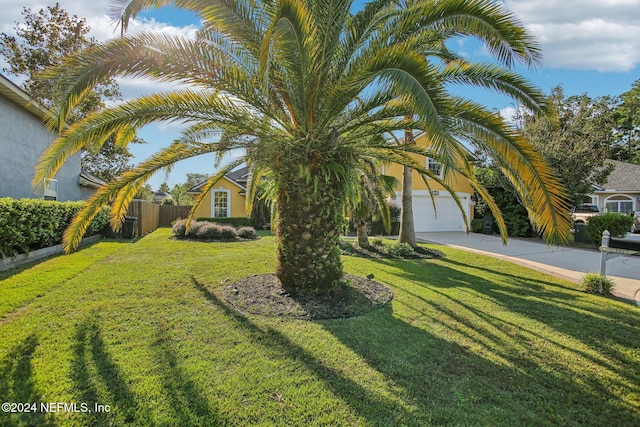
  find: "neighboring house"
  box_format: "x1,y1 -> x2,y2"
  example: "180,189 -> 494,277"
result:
0,73 -> 104,201
586,160 -> 640,214
187,167 -> 248,218
153,191 -> 173,204
383,132 -> 475,232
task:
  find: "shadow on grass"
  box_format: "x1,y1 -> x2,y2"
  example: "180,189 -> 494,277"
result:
193,275 -> 639,425
330,257 -> 640,426
396,256 -> 640,358
71,314 -> 222,426
149,324 -> 222,425
71,316 -> 147,426
191,278 -> 419,424
0,335 -> 47,426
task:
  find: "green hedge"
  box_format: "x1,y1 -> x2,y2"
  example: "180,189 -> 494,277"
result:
471,218 -> 483,233
0,198 -> 109,258
586,213 -> 634,244
196,217 -> 252,227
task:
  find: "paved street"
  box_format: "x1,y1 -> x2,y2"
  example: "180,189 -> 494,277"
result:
416,232 -> 640,302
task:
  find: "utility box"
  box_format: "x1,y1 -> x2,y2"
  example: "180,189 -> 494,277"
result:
482,215 -> 494,235
122,216 -> 138,239
574,223 -> 591,244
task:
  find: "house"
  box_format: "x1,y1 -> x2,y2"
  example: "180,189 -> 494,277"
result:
188,133 -> 475,231
187,167 -> 248,218
187,134 -> 475,232
153,191 -> 173,204
586,160 -> 640,214
383,132 -> 475,232
0,73 -> 104,201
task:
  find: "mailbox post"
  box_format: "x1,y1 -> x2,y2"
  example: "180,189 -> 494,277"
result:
599,230 -> 611,294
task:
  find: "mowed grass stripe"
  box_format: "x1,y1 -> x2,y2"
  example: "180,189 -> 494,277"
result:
0,228 -> 638,426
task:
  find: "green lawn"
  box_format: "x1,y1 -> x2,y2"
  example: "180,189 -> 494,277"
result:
1,228 -> 638,426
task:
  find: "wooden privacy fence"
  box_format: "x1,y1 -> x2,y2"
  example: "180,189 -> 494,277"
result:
160,205 -> 191,226
126,200 -> 192,237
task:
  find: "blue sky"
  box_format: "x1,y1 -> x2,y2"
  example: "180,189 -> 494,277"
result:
2,0 -> 639,189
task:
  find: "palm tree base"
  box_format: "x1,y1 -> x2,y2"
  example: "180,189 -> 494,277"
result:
274,174 -> 345,293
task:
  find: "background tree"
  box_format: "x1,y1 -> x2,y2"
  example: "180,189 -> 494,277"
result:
134,184 -> 154,201
474,166 -> 533,237
185,173 -> 211,189
158,183 -> 170,193
81,139 -> 135,182
0,3 -> 133,181
398,128 -> 417,247
35,0 -> 572,294
170,183 -> 193,206
610,79 -> 640,164
515,86 -> 614,208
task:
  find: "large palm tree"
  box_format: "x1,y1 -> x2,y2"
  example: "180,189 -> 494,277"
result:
34,0 -> 572,293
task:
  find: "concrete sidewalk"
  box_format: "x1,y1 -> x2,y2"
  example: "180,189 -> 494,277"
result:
416,232 -> 640,302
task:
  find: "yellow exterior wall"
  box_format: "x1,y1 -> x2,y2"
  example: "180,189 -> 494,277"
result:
191,177 -> 247,218
384,133 -> 474,194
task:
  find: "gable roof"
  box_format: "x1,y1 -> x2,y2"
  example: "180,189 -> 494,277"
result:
596,160 -> 640,192
187,166 -> 249,194
0,73 -> 49,120
79,170 -> 108,188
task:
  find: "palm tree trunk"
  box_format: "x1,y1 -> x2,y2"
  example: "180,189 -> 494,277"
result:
398,127 -> 417,247
275,168 -> 344,293
356,221 -> 370,248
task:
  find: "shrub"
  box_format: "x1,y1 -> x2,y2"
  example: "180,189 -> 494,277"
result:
581,272 -> 615,296
171,219 -> 188,236
386,242 -> 414,258
471,219 -> 483,233
173,220 -> 256,241
219,225 -> 238,239
237,226 -> 257,240
586,213 -> 634,244
371,238 -> 384,247
196,223 -> 222,239
171,219 -> 204,237
196,217 -> 252,227
339,239 -> 354,254
0,198 -> 109,258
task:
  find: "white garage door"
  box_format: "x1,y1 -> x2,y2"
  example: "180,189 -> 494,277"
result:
409,193 -> 470,232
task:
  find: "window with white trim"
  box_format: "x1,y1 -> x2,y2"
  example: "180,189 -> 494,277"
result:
212,190 -> 230,217
426,157 -> 442,178
44,178 -> 57,201
605,195 -> 634,214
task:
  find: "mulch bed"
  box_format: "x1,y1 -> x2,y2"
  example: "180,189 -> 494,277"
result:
223,274 -> 394,320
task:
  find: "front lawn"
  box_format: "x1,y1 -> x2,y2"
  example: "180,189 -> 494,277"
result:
1,228 -> 638,426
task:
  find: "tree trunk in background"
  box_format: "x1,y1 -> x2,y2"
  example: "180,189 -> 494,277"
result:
275,163 -> 345,293
398,128 -> 417,247
356,221 -> 370,248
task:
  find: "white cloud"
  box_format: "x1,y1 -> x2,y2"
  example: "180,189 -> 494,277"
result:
1,1 -> 199,101
503,0 -> 640,71
1,1 -> 198,41
499,106 -> 517,124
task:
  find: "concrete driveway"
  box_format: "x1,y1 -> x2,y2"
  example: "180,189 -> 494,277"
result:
416,232 -> 640,302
